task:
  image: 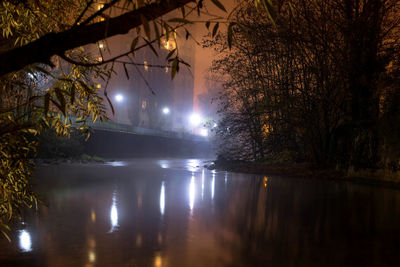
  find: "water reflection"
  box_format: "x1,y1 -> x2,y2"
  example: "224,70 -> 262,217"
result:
18,229 -> 32,252
187,159 -> 201,172
201,169 -> 205,200
109,191 -> 119,233
211,173 -> 215,200
1,159 -> 400,267
88,250 -> 96,263
189,175 -> 195,211
105,161 -> 126,167
158,160 -> 169,169
154,253 -> 163,267
160,181 -> 165,215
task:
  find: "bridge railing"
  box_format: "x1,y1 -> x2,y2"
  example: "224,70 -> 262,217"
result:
79,118 -> 208,142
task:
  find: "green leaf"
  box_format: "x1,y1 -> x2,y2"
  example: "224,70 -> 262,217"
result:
166,48 -> 176,60
1,230 -> 11,242
212,22 -> 219,37
131,36 -> 139,52
185,29 -> 190,40
262,0 -> 276,25
164,23 -> 170,42
78,80 -> 92,94
54,87 -> 66,115
171,57 -> 179,80
123,63 -> 129,80
179,58 -> 191,67
140,14 -> 151,39
153,21 -> 161,48
211,0 -> 227,12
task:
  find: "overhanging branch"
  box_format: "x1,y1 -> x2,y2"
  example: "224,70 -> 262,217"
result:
0,0 -> 193,77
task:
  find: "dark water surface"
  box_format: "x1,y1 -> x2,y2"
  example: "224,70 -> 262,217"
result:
1,158 -> 400,266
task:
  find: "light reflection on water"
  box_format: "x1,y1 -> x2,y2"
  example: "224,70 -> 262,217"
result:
1,158 -> 400,266
189,175 -> 195,211
160,181 -> 165,216
105,161 -> 126,167
109,191 -> 119,233
18,229 -> 32,252
211,173 -> 215,200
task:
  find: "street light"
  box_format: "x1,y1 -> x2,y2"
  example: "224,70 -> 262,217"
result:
200,128 -> 208,137
115,94 -> 124,102
162,107 -> 170,115
189,113 -> 202,127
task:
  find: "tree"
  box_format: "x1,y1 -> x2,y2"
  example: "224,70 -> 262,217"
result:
0,0 -> 233,239
209,0 -> 400,168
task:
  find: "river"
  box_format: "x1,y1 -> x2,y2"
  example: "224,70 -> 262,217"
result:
0,158 -> 399,266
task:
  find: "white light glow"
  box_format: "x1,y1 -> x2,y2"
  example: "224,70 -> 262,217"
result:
189,113 -> 202,127
187,159 -> 200,172
115,94 -> 124,102
162,107 -> 170,115
109,192 -> 119,233
200,128 -> 208,137
158,160 -> 169,169
213,123 -> 218,128
28,73 -> 34,79
189,176 -> 195,211
106,161 -> 126,167
160,181 -> 165,216
19,230 -> 32,252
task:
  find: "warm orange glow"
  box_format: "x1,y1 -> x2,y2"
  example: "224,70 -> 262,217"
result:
162,39 -> 176,51
91,209 -> 96,222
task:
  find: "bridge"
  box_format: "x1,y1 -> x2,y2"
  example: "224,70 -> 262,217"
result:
83,120 -> 213,158
87,119 -> 209,142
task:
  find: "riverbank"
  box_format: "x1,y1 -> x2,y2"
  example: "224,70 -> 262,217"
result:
210,160 -> 400,189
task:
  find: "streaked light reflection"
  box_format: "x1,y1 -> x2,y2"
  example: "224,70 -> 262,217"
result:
201,169 -> 205,199
91,209 -> 96,223
160,181 -> 165,215
109,192 -> 119,233
211,174 -> 215,200
264,176 -> 268,188
106,161 -> 126,167
154,253 -> 163,267
189,175 -> 195,211
18,229 -> 32,252
88,250 -> 96,263
136,234 -> 142,247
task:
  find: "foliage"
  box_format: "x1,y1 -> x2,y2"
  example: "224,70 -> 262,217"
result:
0,0 -> 250,239
209,0 -> 400,169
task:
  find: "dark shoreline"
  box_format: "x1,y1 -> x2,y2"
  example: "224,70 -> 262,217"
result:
210,160 -> 400,189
